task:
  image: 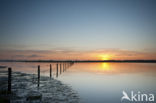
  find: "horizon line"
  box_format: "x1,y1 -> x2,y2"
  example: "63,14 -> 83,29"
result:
0,59 -> 156,63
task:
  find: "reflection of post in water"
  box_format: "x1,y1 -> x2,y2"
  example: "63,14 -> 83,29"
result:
65,63 -> 66,71
55,62 -> 74,77
67,63 -> 69,68
50,64 -> 52,78
38,65 -> 40,87
56,64 -> 58,78
60,64 -> 62,74
63,63 -> 64,72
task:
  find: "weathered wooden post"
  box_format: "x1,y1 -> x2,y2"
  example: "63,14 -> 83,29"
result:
60,64 -> 61,74
56,64 -> 58,77
50,64 -> 52,78
8,67 -> 12,94
38,65 -> 40,87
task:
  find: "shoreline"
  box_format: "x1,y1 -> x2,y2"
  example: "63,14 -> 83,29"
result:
0,71 -> 79,103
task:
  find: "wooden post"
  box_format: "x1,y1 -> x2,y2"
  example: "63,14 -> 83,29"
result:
56,64 -> 58,77
50,64 -> 52,78
38,65 -> 40,87
60,64 -> 61,74
8,67 -> 11,94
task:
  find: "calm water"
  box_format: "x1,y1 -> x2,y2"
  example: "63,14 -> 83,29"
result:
0,62 -> 156,103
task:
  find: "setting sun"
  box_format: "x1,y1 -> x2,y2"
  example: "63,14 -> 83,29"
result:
99,54 -> 111,60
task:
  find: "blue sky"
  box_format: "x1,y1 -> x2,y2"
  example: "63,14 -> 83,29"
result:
0,0 -> 156,60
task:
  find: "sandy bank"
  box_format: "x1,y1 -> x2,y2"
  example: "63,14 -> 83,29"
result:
0,71 -> 79,103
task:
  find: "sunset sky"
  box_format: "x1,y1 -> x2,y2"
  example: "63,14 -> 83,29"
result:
0,0 -> 156,60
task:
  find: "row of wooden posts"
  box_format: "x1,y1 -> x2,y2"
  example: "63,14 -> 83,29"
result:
8,62 -> 74,94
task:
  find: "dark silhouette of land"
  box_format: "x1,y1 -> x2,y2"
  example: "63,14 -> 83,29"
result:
0,60 -> 156,63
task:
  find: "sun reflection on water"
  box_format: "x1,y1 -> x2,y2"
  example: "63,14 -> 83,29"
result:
100,63 -> 111,71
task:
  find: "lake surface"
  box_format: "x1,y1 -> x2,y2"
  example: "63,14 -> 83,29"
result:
0,62 -> 156,103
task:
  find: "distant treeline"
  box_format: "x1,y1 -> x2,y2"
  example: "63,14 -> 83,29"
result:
0,60 -> 156,63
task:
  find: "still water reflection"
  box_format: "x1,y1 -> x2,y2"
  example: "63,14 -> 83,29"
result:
0,62 -> 156,103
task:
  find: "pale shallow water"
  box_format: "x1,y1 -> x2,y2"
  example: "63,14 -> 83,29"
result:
0,62 -> 156,103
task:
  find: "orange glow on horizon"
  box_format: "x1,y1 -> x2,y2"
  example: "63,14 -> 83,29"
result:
1,49 -> 156,60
